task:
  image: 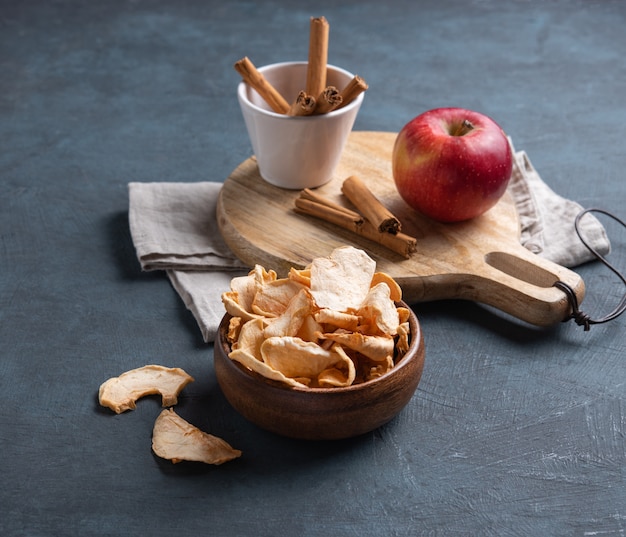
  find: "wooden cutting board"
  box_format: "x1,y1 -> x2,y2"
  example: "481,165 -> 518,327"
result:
217,131 -> 584,326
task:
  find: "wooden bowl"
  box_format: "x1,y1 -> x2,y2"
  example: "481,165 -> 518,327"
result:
214,302 -> 425,440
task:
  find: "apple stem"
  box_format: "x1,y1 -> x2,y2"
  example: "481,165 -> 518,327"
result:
452,119 -> 475,137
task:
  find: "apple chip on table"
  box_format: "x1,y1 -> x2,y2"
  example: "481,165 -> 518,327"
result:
152,408 -> 241,465
98,364 -> 194,414
98,365 -> 241,465
222,246 -> 412,388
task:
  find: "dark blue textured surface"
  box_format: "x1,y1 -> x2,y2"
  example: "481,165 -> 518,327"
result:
1,1 -> 625,536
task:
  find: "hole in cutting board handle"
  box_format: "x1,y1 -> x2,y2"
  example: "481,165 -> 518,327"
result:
484,251 -> 558,288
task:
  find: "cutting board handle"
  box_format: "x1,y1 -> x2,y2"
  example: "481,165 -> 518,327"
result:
401,245 -> 585,327
482,248 -> 585,326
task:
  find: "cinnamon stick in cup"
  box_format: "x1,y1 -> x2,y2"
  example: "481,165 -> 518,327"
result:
342,175 -> 402,234
237,62 -> 363,189
314,86 -> 343,114
306,17 -> 330,98
288,91 -> 317,116
234,56 -> 290,114
337,75 -> 369,109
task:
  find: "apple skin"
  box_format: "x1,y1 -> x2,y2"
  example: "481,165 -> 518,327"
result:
392,107 -> 513,223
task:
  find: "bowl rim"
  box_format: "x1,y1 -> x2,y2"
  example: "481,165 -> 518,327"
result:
237,61 -> 365,120
216,300 -> 422,395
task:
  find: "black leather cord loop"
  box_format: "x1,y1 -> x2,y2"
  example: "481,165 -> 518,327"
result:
554,208 -> 626,330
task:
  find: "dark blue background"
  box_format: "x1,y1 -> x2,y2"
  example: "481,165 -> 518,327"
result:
2,1 -> 625,535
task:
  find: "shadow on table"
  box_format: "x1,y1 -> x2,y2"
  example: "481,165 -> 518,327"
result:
105,210 -> 207,344
105,210 -> 152,281
144,386 -> 375,480
410,298 -> 561,345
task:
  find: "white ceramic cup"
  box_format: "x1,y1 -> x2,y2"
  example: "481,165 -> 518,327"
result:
237,61 -> 364,190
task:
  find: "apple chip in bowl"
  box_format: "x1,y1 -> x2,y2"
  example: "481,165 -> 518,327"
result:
215,246 -> 425,440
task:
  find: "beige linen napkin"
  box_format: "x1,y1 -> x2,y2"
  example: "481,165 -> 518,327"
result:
128,152 -> 610,342
507,142 -> 610,267
128,181 -> 249,343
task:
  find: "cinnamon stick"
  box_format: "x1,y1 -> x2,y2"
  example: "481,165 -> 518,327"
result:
306,17 -> 330,97
336,75 -> 368,109
294,192 -> 416,258
300,188 -> 362,221
314,86 -> 343,114
288,91 -> 317,116
234,56 -> 290,114
341,175 -> 401,234
295,198 -> 362,228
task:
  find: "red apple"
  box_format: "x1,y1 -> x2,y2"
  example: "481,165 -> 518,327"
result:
392,107 -> 513,223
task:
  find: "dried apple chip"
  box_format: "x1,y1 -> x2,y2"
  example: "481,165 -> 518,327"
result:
397,306 -> 411,324
227,316 -> 243,344
252,278 -> 306,317
222,265 -> 279,320
318,367 -> 353,387
231,317 -> 266,358
225,269 -> 260,313
288,267 -> 311,287
152,408 -> 241,465
296,314 -> 324,343
222,290 -> 261,322
363,355 -> 395,382
370,272 -> 402,302
229,347 -> 308,388
314,308 -> 360,331
252,263 -> 278,286
228,272 -> 257,311
317,345 -> 357,387
99,365 -> 194,414
261,336 -> 356,387
321,331 -> 395,362
310,246 -> 376,312
358,282 -> 400,336
396,321 -> 411,355
263,288 -> 315,339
